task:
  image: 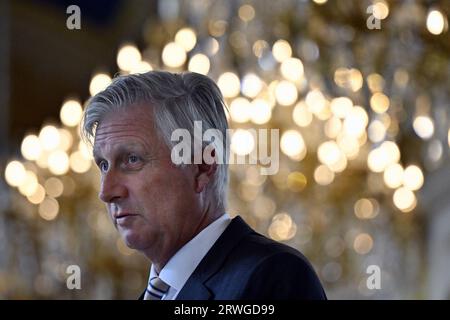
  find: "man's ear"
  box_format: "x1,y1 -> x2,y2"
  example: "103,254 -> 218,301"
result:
195,149 -> 217,193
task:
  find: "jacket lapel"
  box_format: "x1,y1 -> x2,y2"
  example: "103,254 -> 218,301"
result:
175,215 -> 253,300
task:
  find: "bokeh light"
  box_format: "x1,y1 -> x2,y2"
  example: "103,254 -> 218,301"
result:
188,53 -> 210,75
162,42 -> 187,68
60,100 -> 83,127
89,73 -> 112,96
217,72 -> 241,98
117,44 -> 142,72
280,130 -> 306,160
175,28 -> 197,51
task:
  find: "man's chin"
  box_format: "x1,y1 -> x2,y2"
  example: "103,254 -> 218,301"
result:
119,230 -> 141,250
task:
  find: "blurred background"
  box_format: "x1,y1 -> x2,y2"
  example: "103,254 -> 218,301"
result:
0,0 -> 449,299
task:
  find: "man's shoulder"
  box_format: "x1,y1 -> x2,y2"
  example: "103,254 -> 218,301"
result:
229,227 -> 313,269
207,219 -> 326,299
213,215 -> 314,270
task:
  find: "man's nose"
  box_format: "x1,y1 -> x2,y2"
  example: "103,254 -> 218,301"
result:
99,170 -> 128,203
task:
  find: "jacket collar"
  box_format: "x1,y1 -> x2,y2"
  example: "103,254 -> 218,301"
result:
175,215 -> 253,300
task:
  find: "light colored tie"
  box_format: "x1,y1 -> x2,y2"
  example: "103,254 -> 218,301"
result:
144,276 -> 170,300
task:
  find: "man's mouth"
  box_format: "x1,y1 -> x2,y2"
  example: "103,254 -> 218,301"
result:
114,213 -> 139,220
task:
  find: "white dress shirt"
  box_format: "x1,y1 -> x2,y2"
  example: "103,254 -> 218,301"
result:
147,213 -> 232,300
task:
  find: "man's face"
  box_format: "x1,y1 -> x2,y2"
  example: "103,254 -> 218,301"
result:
93,105 -> 203,264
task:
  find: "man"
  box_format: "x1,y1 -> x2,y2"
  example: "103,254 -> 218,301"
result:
81,71 -> 326,300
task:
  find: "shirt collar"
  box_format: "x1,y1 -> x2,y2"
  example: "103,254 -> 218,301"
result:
149,213 -> 231,292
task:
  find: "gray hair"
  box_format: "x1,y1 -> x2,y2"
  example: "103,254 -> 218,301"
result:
81,71 -> 230,209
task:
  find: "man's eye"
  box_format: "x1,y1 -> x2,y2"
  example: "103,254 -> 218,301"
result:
128,155 -> 140,164
99,160 -> 109,172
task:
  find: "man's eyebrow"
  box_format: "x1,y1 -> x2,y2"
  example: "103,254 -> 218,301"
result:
93,143 -> 146,161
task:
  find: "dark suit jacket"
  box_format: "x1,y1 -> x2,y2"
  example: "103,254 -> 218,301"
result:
139,215 -> 327,300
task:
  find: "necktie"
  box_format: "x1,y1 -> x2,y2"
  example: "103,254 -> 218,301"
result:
144,276 -> 170,300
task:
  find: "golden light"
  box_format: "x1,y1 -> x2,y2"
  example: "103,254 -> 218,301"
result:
324,117 -> 342,139
426,10 -> 447,35
47,150 -> 70,175
188,54 -> 210,75
117,44 -> 142,72
275,80 -> 298,106
217,72 -> 241,98
313,0 -> 327,4
44,177 -> 64,198
272,40 -> 292,62
367,73 -> 385,93
334,68 -> 363,92
231,129 -> 255,155
60,100 -> 83,127
129,60 -> 153,74
358,131 -> 368,147
18,170 -> 38,197
336,134 -> 360,160
368,119 -> 386,143
238,4 -> 255,22
58,128 -> 73,152
70,151 -> 92,174
381,141 -> 401,163
280,58 -> 304,82
343,106 -> 368,137
317,140 -> 343,168
314,164 -> 335,186
306,89 -> 327,116
292,101 -> 313,127
349,69 -> 363,92
287,172 -> 307,192
241,73 -> 262,98
393,187 -> 417,212
370,92 -> 390,113
403,165 -> 424,191
175,28 -> 197,52
27,184 -> 46,205
367,148 -> 386,173
330,97 -> 353,119
367,141 -> 400,173
250,99 -> 272,124
162,42 -> 187,68
413,116 -> 434,140
315,104 -> 332,121
353,233 -> 373,255
372,1 -> 389,20
327,151 -> 348,173
36,151 -> 49,169
39,197 -> 59,221
206,37 -> 220,55
39,125 -> 60,151
280,130 -> 306,160
268,213 -> 297,241
383,163 -> 404,189
89,73 -> 112,96
21,134 -> 42,161
354,198 -> 379,219
208,20 -> 227,38
229,97 -> 251,123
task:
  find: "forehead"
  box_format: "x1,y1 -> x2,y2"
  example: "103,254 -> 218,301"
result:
93,105 -> 156,154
